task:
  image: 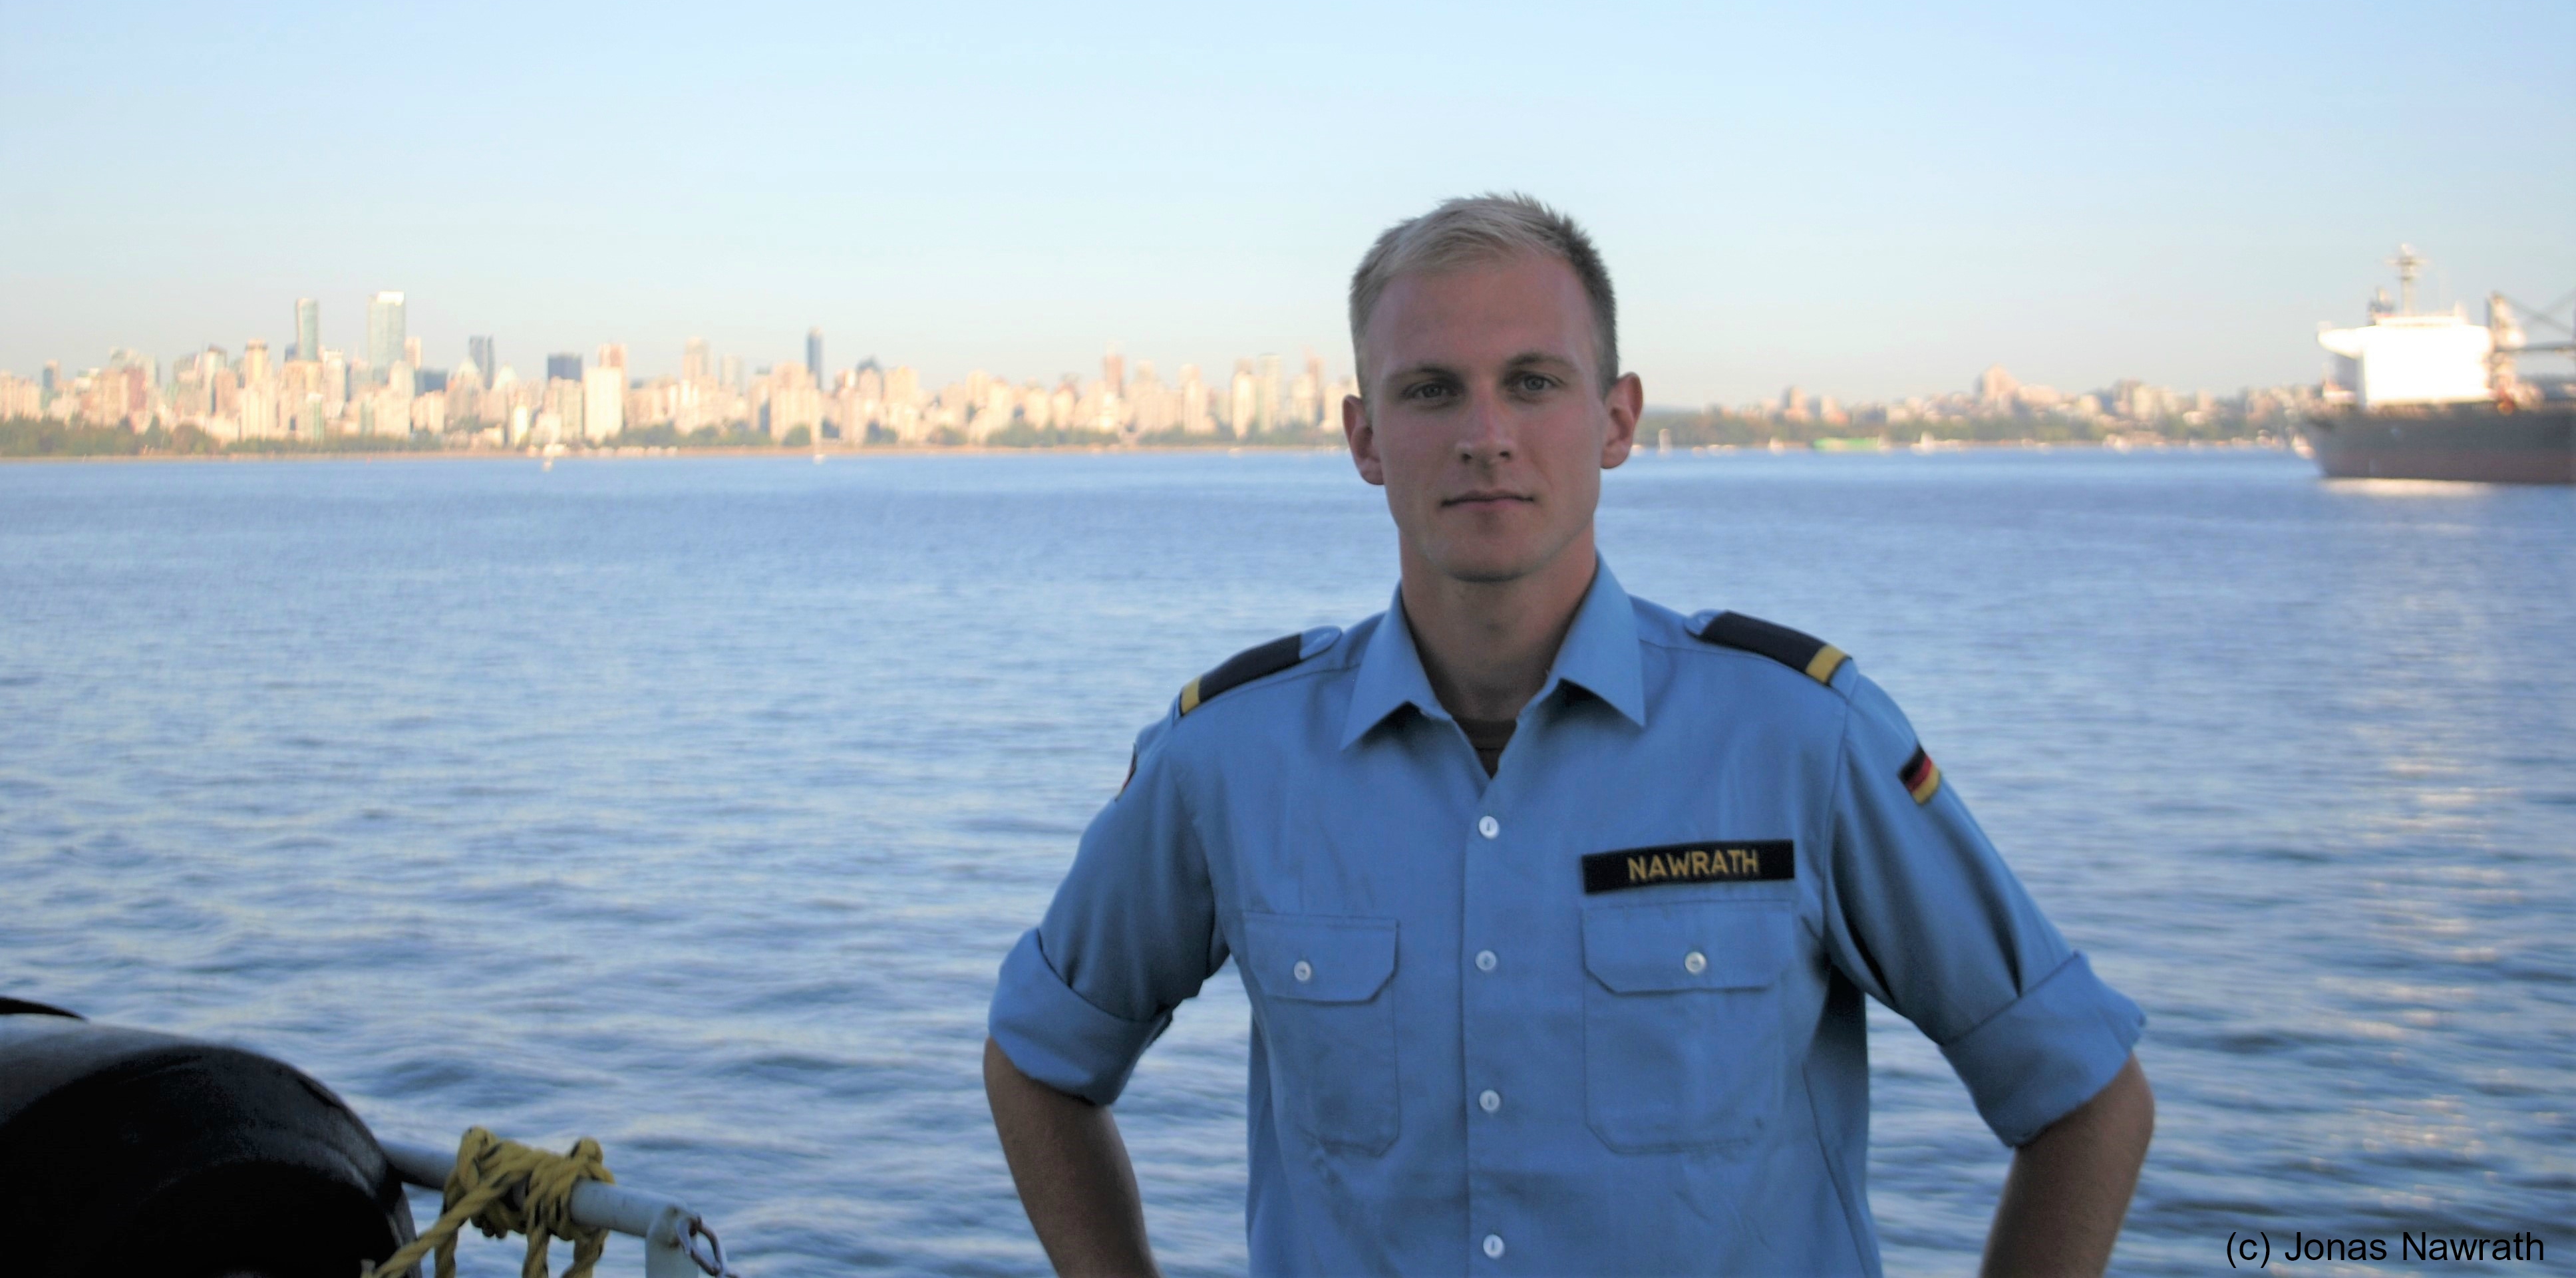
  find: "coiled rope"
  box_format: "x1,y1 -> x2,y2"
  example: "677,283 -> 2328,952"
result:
365,1126 -> 615,1278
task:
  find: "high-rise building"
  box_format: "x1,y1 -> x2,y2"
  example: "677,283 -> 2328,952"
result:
296,299 -> 320,364
1257,353 -> 1283,434
597,343 -> 627,372
322,350 -> 349,415
367,293 -> 406,385
1103,346 -> 1125,396
581,365 -> 624,441
41,361 -> 59,395
404,337 -> 422,369
547,353 -> 583,383
468,337 -> 495,381
806,329 -> 824,386
721,355 -> 743,391
683,338 -> 710,383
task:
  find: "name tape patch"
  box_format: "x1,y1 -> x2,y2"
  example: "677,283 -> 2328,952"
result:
1581,840 -> 1794,893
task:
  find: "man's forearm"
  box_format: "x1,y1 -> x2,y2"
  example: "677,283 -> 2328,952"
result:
1982,1053 -> 2154,1277
983,1035 -> 1159,1277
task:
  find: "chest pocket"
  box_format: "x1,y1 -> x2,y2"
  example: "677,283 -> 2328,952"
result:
1581,899 -> 1798,1152
1239,912 -> 1401,1155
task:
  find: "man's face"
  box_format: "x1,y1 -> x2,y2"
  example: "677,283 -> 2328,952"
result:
1346,252 -> 1641,587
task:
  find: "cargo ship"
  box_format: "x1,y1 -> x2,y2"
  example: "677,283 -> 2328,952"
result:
2299,247 -> 2574,484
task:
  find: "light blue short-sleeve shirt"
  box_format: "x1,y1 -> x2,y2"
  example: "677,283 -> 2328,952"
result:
989,561 -> 2142,1276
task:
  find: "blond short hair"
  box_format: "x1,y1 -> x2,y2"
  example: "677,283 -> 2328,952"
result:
1348,193 -> 1619,391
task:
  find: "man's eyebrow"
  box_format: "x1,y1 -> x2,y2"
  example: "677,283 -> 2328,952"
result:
1502,351 -> 1580,371
1386,361 -> 1462,382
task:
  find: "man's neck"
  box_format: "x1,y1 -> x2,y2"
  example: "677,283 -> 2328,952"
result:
1398,537 -> 1598,724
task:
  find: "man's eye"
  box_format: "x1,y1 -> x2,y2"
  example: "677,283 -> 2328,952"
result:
1513,374 -> 1555,393
1406,383 -> 1453,401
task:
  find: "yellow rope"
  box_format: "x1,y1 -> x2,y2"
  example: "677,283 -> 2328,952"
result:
365,1126 -> 617,1278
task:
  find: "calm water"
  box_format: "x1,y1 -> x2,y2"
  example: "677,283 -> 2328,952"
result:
2,449 -> 2569,1275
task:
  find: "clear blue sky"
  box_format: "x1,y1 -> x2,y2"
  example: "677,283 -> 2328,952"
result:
5,1 -> 2569,405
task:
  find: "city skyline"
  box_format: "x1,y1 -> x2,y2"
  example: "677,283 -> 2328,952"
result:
4,3 -> 2568,405
1,275 -> 2322,452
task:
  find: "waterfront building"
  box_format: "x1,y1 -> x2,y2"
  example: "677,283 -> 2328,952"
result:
1179,365 -> 1213,435
548,353 -> 583,383
720,354 -> 742,392
597,343 -> 627,373
683,337 -> 709,383
366,293 -> 405,386
761,362 -> 821,441
321,350 -> 349,416
581,365 -> 623,441
411,390 -> 446,434
806,329 -> 824,387
1257,353 -> 1282,434
468,337 -> 495,383
543,377 -> 583,440
1229,360 -> 1256,436
0,373 -> 39,420
296,299 -> 320,365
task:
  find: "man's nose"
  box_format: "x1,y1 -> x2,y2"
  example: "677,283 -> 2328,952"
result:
1455,392 -> 1514,464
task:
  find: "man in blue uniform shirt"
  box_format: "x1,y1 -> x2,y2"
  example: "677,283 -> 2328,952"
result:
985,194 -> 2153,1276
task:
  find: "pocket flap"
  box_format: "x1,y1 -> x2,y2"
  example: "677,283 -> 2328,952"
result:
1582,901 -> 1796,994
1241,912 -> 1398,1003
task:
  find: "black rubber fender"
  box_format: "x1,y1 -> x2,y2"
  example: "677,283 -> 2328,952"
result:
0,1009 -> 419,1278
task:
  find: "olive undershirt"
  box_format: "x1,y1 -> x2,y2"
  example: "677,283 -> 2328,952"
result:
1455,715 -> 1516,778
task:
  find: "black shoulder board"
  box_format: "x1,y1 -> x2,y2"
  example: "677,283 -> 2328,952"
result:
1694,611 -> 1848,685
1179,633 -> 1307,715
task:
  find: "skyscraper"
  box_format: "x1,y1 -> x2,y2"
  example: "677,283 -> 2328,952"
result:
547,353 -> 583,383
367,293 -> 406,385
582,365 -> 624,442
806,329 -> 824,386
683,338 -> 710,383
468,337 -> 495,379
1257,353 -> 1283,434
296,299 -> 320,364
721,355 -> 743,391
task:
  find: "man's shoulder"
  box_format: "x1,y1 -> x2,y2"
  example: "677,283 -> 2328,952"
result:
1633,595 -> 1859,701
1165,619 -> 1368,724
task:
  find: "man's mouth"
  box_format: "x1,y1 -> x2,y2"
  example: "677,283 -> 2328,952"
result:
1441,490 -> 1532,508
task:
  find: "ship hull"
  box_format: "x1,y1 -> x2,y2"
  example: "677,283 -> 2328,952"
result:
2299,405 -> 2575,484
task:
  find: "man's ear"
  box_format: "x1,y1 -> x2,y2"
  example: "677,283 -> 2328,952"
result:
1599,372 -> 1643,470
1344,393 -> 1385,486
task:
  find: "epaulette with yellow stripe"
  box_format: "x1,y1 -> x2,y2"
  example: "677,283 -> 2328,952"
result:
1693,611 -> 1849,686
1178,633 -> 1309,716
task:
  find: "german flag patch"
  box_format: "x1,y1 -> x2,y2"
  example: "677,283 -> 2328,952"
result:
1899,744 -> 1942,804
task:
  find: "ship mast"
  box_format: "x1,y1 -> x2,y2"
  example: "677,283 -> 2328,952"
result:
2388,243 -> 2425,315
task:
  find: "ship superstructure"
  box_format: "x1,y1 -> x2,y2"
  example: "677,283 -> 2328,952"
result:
2300,247 -> 2574,483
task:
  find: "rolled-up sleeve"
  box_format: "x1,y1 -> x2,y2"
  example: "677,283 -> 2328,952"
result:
1819,672 -> 2144,1148
987,717 -> 1227,1106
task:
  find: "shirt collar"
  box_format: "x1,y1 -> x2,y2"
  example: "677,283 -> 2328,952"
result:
1339,559 -> 1646,749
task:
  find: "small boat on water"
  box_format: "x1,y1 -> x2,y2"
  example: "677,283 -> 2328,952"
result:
2300,246 -> 2575,484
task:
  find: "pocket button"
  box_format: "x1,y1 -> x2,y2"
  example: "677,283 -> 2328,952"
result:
1293,959 -> 1313,983
1684,950 -> 1707,975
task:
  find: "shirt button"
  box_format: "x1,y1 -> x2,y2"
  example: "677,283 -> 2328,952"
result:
1479,1089 -> 1502,1113
1477,815 -> 1500,840
1293,960 -> 1313,983
1684,950 -> 1707,975
1483,1233 -> 1506,1259
1474,949 -> 1497,973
